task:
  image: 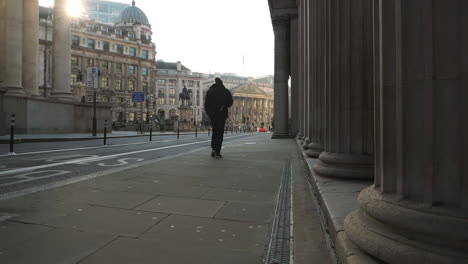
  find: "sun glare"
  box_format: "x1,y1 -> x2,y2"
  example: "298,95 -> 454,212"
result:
67,0 -> 83,17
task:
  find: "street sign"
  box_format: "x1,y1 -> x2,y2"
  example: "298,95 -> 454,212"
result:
86,67 -> 99,89
131,92 -> 145,103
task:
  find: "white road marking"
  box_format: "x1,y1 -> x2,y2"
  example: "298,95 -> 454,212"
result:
0,170 -> 71,187
0,135 -> 207,157
0,135 -> 245,177
97,158 -> 144,167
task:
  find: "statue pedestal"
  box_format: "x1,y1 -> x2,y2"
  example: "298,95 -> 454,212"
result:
179,105 -> 192,123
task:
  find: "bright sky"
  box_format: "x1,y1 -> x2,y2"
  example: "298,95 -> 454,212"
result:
39,0 -> 275,78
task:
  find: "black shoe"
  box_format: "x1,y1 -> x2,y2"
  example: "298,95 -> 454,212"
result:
215,152 -> 222,159
211,150 -> 216,157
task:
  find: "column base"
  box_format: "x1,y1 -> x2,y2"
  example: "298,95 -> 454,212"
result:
302,137 -> 311,150
305,142 -> 323,158
296,133 -> 304,140
5,86 -> 26,97
271,131 -> 294,139
313,152 -> 373,180
345,187 -> 468,263
50,92 -> 74,101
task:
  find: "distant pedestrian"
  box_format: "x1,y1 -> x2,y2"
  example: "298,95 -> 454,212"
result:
204,78 -> 233,158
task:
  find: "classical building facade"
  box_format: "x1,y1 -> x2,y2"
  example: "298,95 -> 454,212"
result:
155,61 -> 204,123
229,82 -> 273,130
38,1 -> 158,123
269,0 -> 467,263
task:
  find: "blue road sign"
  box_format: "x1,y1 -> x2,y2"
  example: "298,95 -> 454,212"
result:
131,92 -> 145,103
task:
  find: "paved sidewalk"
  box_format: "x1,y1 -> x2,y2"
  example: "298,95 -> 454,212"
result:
0,130 -> 204,144
0,134 -> 332,263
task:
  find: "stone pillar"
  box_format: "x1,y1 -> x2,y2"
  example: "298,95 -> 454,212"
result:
296,0 -> 304,139
312,0 -> 374,180
290,14 -> 299,137
306,0 -> 325,158
272,16 -> 290,138
345,1 -> 468,262
302,0 -> 311,148
4,0 -> 25,96
0,0 -> 6,84
23,0 -> 39,96
51,0 -> 73,100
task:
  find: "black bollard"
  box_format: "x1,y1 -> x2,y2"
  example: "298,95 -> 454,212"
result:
103,120 -> 107,146
8,114 -> 15,155
149,122 -> 153,142
177,127 -> 180,140
195,127 -> 198,138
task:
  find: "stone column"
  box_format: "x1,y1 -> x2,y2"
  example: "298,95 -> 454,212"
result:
23,0 -> 39,96
272,16 -> 290,138
312,0 -> 374,180
290,14 -> 299,137
306,0 -> 325,157
0,0 -> 6,84
51,0 -> 73,100
345,1 -> 468,262
296,0 -> 304,139
302,0 -> 311,148
4,0 -> 25,96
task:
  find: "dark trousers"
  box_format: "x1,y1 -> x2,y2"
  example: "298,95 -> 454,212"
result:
210,114 -> 227,153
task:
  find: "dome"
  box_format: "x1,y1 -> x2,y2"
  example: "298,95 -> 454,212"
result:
117,1 -> 149,26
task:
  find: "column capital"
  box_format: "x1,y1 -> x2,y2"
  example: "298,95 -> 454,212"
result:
272,16 -> 289,31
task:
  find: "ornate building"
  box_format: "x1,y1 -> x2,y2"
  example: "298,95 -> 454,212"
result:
38,0 -> 158,123
155,61 -> 204,123
229,82 -> 273,130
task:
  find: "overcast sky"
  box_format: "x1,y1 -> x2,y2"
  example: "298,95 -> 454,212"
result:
39,0 -> 275,78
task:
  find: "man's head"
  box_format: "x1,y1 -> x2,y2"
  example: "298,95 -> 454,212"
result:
215,78 -> 223,85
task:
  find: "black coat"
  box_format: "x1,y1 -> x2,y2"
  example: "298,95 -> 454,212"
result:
204,83 -> 233,119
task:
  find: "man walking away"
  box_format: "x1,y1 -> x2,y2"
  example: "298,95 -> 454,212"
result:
204,78 -> 233,158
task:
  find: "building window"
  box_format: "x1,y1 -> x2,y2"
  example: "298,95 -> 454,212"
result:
129,65 -> 135,74
157,79 -> 166,86
117,45 -> 123,54
103,41 -> 109,52
71,56 -> 78,66
187,80 -> 194,87
115,79 -> 122,90
71,73 -> 78,84
87,58 -> 95,66
169,88 -> 175,105
142,81 -> 148,93
115,30 -> 121,36
128,80 -> 135,91
129,47 -> 136,57
102,61 -> 108,70
101,77 -> 108,88
142,50 -> 148,59
128,32 -> 134,38
72,35 -> 80,46
169,79 -> 176,86
196,91 -> 200,106
87,39 -> 95,49
116,63 -> 122,72
142,67 -> 148,76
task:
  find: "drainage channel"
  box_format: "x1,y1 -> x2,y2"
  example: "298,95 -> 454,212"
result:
264,160 -> 292,264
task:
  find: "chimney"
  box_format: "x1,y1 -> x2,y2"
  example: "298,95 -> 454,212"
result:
177,61 -> 182,71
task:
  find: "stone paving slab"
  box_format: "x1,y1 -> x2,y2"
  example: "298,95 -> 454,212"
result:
81,236 -> 263,264
44,205 -> 168,237
200,188 -> 276,204
215,201 -> 274,223
0,221 -> 53,250
136,195 -> 226,217
140,214 -> 269,254
0,228 -> 115,264
26,187 -> 157,210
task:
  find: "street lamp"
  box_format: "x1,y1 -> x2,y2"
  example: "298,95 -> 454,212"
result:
145,95 -> 154,124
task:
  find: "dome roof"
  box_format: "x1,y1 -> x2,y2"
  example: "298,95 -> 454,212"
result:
117,1 -> 149,26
